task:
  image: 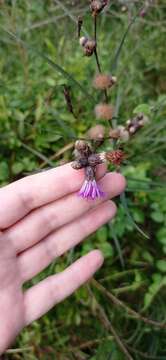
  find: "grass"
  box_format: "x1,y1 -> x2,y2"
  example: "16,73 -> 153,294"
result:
0,1 -> 166,359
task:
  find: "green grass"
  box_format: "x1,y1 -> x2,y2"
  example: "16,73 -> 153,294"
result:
0,1 -> 166,359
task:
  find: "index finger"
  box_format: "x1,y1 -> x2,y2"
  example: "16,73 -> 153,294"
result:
0,163 -> 107,229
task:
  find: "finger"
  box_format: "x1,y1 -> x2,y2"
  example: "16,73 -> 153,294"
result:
0,163 -> 107,229
19,200 -> 117,282
24,250 -> 103,325
8,173 -> 126,252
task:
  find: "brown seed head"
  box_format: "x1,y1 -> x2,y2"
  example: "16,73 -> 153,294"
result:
118,126 -> 130,142
106,150 -> 125,166
126,113 -> 150,136
87,125 -> 105,140
75,140 -> 87,151
95,103 -> 113,121
88,154 -> 103,167
84,39 -> 96,56
109,128 -> 121,139
93,74 -> 117,90
90,0 -> 108,16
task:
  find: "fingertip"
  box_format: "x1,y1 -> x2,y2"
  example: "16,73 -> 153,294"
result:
114,172 -> 126,194
89,249 -> 104,269
107,200 -> 117,217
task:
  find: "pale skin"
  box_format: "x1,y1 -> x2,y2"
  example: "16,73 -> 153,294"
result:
0,163 -> 126,354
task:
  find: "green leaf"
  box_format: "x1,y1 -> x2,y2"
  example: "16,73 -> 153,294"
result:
133,103 -> 151,116
151,211 -> 164,223
12,162 -> 24,175
156,260 -> 166,273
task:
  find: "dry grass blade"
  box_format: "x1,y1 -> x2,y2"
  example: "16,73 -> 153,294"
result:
92,279 -> 166,329
87,284 -> 134,360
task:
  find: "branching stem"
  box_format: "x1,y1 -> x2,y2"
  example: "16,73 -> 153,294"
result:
93,15 -> 108,103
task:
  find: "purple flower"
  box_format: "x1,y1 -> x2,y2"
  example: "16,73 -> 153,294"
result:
78,179 -> 105,200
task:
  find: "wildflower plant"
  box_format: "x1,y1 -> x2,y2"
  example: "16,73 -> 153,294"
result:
66,0 -> 150,204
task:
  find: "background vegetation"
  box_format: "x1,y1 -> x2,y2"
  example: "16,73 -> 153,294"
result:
0,1 -> 166,359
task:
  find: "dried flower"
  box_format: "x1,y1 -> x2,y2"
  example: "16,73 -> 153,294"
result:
117,125 -> 130,142
106,150 -> 125,166
79,37 -> 96,56
74,140 -> 92,160
87,125 -> 105,140
88,154 -> 103,167
109,128 -> 120,139
95,103 -> 113,120
72,141 -> 105,200
126,113 -> 149,136
93,73 -> 117,90
90,0 -> 108,16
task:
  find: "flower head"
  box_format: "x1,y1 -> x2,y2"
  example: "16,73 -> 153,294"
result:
90,0 -> 108,16
78,179 -> 104,200
106,150 -> 125,166
95,103 -> 113,121
79,37 -> 96,57
87,125 -> 105,140
93,74 -> 117,90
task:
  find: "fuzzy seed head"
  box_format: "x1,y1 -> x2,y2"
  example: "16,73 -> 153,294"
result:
95,103 -> 113,121
93,74 -> 117,90
118,126 -> 130,142
87,125 -> 105,140
109,128 -> 121,139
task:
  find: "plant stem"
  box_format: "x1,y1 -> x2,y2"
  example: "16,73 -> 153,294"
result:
93,15 -> 108,103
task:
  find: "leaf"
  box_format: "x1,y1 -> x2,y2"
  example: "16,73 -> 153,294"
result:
156,260 -> 166,273
151,211 -> 164,223
133,103 -> 151,116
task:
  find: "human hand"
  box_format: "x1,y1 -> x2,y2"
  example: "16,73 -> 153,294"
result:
0,163 -> 125,353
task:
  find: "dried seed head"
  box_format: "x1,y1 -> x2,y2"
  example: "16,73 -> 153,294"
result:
95,103 -> 113,120
88,154 -> 103,167
79,37 -> 96,56
75,140 -> 87,151
74,140 -> 92,159
93,73 -> 117,90
87,125 -> 105,140
90,0 -> 108,16
118,126 -> 130,142
109,128 -> 121,139
84,39 -> 96,56
71,160 -> 84,170
126,113 -> 150,136
79,36 -> 88,47
106,150 -> 125,166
